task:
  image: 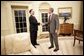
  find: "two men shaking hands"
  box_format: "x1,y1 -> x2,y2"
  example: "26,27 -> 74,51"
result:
29,8 -> 59,52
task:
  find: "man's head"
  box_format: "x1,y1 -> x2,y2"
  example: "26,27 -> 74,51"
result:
29,9 -> 34,15
48,8 -> 54,14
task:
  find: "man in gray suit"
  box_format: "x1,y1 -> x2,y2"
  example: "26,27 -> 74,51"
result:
47,8 -> 59,52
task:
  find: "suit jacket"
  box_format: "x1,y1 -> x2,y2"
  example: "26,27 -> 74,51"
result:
47,14 -> 59,33
29,15 -> 40,32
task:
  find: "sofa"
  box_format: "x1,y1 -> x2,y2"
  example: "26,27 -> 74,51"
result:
1,33 -> 42,55
1,36 -> 6,55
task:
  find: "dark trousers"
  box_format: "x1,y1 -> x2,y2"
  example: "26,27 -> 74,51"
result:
30,31 -> 37,45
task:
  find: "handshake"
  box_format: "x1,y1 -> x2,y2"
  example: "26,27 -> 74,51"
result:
39,22 -> 48,26
40,23 -> 45,25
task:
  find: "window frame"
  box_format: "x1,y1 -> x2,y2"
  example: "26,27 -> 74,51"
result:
41,12 -> 48,32
12,9 -> 28,33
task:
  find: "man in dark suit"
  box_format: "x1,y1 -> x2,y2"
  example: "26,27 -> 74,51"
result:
29,9 -> 40,48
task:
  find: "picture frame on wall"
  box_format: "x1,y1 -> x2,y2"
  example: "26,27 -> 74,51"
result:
58,7 -> 72,18
58,7 -> 72,23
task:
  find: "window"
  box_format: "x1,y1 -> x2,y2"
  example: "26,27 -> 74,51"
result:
14,10 -> 27,33
41,13 -> 48,32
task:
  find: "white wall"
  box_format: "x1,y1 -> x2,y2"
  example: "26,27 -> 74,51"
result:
1,1 -> 82,36
1,2 -> 11,36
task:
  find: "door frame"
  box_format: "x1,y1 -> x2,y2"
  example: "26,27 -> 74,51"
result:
39,10 -> 49,34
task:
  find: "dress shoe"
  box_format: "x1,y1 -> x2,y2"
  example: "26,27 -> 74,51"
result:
35,43 -> 40,45
33,45 -> 36,48
48,46 -> 54,49
53,48 -> 59,52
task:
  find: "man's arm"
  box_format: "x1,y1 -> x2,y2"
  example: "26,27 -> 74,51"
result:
29,16 -> 40,25
55,15 -> 59,34
40,22 -> 49,26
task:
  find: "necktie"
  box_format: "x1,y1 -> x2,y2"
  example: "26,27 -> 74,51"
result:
48,15 -> 51,31
49,15 -> 51,23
